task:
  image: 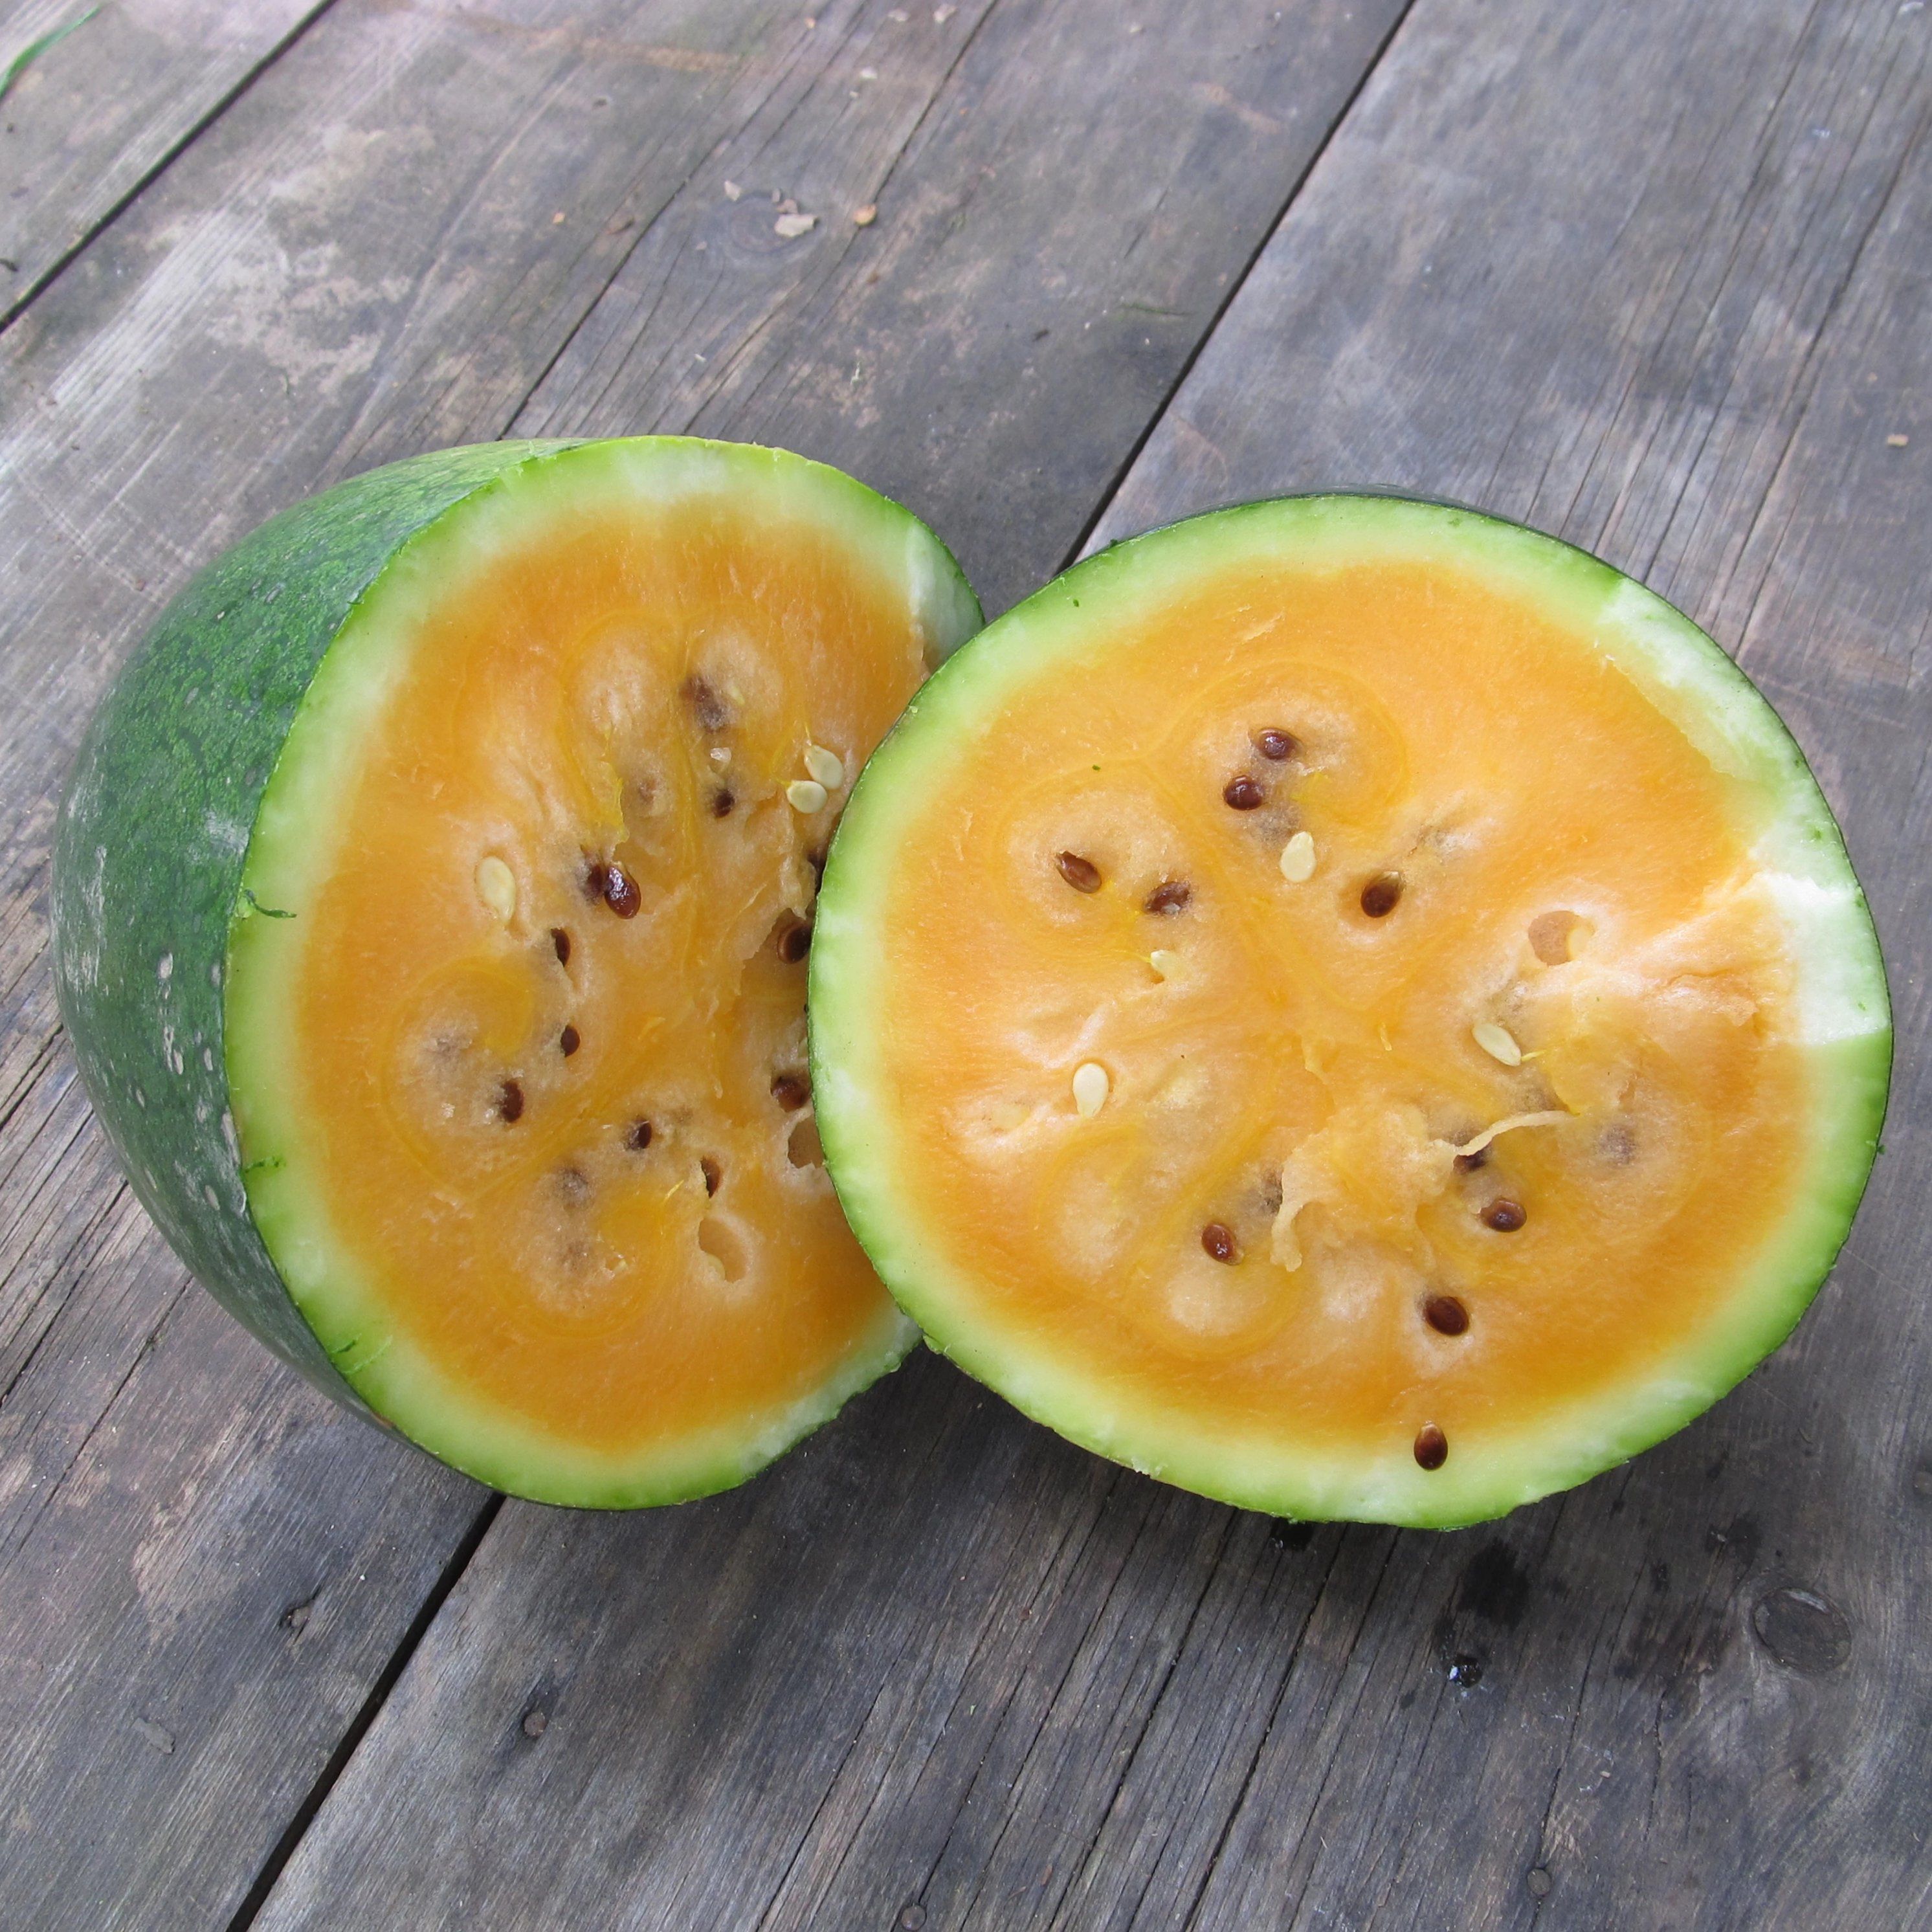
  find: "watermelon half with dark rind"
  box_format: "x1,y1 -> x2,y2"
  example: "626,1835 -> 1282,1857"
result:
54,436 -> 979,1507
810,494 -> 1889,1527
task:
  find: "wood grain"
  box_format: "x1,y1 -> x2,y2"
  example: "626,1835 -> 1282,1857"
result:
0,0 -> 1410,1922
252,1 -> 1932,1927
0,0 -> 331,326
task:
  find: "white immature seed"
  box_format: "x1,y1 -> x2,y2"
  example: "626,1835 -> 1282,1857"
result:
1473,1021 -> 1523,1067
475,855 -> 517,922
1279,830 -> 1316,883
1072,1061 -> 1110,1116
786,779 -> 829,814
1148,949 -> 1183,981
709,746 -> 732,768
803,742 -> 845,790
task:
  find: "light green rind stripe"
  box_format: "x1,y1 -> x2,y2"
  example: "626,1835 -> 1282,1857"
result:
812,493 -> 1889,1527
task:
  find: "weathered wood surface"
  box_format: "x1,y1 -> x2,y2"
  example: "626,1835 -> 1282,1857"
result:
0,0 -> 331,325
241,1 -> 1932,1930
0,0 -> 1412,1925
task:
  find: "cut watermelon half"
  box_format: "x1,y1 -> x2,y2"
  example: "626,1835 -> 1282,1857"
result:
811,494 -> 1888,1527
54,438 -> 979,1506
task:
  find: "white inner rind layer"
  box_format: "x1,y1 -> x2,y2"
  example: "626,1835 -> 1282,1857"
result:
227,438 -> 974,1507
812,494 -> 1889,1529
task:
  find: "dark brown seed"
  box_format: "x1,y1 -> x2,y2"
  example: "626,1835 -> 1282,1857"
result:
701,1156 -> 722,1197
711,788 -> 735,819
1144,879 -> 1192,915
559,1025 -> 581,1058
1201,1221 -> 1239,1263
1414,1423 -> 1449,1471
1483,1197 -> 1527,1232
583,860 -> 609,902
772,1071 -> 811,1111
551,927 -> 572,966
602,863 -> 641,918
1360,872 -> 1403,918
625,1118 -> 653,1151
777,918 -> 813,964
682,673 -> 729,731
1223,774 -> 1267,810
1056,850 -> 1103,893
1423,1294 -> 1469,1336
1454,1146 -> 1489,1173
1255,728 -> 1299,762
498,1079 -> 525,1124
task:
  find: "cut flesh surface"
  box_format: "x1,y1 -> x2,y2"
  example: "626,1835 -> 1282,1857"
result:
812,495 -> 1889,1527
227,441 -> 978,1504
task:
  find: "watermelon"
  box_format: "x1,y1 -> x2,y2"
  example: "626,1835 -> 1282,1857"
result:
810,494 -> 1889,1527
52,437 -> 979,1507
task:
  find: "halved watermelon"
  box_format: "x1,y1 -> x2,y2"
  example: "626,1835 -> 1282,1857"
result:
53,437 -> 979,1506
811,494 -> 1888,1527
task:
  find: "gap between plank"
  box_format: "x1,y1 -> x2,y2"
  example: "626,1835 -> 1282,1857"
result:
222,1490 -> 505,1932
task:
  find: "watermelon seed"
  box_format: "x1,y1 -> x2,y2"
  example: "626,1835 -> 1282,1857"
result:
1148,949 -> 1183,981
1472,1021 -> 1522,1066
1279,830 -> 1316,882
1360,872 -> 1403,917
1201,1221 -> 1239,1263
712,787 -> 736,817
777,916 -> 813,963
1072,1062 -> 1110,1116
1454,1146 -> 1489,1172
803,742 -> 845,790
1144,879 -> 1191,914
1482,1198 -> 1527,1232
551,926 -> 572,966
559,1025 -> 581,1057
601,863 -> 641,918
701,1156 -> 722,1197
1223,774 -> 1267,810
1056,850 -> 1103,893
683,674 -> 730,730
772,1071 -> 811,1109
1424,1294 -> 1469,1335
498,1079 -> 526,1123
787,779 -> 829,814
475,855 -> 517,921
625,1118 -> 654,1151
1414,1423 -> 1449,1470
1255,727 -> 1300,761
709,746 -> 732,769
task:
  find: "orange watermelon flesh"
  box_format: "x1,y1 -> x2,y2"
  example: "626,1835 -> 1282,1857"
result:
225,441 -> 979,1503
812,496 -> 1888,1526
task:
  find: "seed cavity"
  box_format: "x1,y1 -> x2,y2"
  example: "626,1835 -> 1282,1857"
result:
551,927 -> 572,966
625,1118 -> 653,1151
1255,728 -> 1299,762
1482,1197 -> 1527,1232
1056,850 -> 1103,893
583,859 -> 608,902
788,1116 -> 825,1167
1223,774 -> 1267,810
555,1166 -> 592,1206
1414,1424 -> 1449,1471
711,788 -> 735,817
697,1215 -> 749,1280
1528,908 -> 1582,965
1148,949 -> 1183,981
1144,879 -> 1191,915
803,743 -> 845,790
1201,1221 -> 1239,1263
1071,1061 -> 1110,1116
1359,872 -> 1403,918
475,855 -> 517,922
1454,1146 -> 1489,1173
498,1078 -> 526,1124
1278,830 -> 1316,883
559,1025 -> 581,1057
777,916 -> 813,964
683,674 -> 729,731
700,1156 -> 722,1197
772,1071 -> 811,1110
787,779 -> 829,814
1423,1294 -> 1469,1336
1472,1021 -> 1522,1067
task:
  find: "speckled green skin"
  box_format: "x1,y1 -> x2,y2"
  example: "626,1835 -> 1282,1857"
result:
51,441 -> 579,1409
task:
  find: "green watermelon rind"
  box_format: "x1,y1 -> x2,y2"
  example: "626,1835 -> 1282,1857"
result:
810,492 -> 1890,1529
54,436 -> 979,1509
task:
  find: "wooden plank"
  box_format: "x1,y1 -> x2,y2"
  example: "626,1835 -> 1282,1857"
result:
249,1 -> 1932,1927
0,0 -> 331,326
0,0 -> 1409,1921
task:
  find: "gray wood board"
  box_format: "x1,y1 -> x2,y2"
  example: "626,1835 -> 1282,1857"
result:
0,0 -> 332,326
0,0 -> 1408,1923
252,1 -> 1932,1928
